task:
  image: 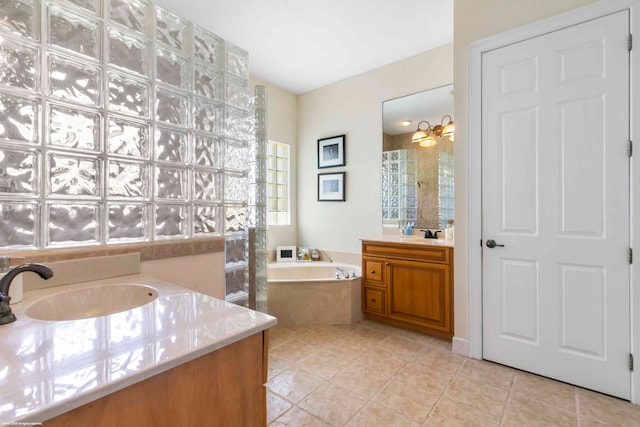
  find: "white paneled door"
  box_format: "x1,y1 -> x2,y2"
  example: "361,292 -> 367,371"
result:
482,11 -> 631,399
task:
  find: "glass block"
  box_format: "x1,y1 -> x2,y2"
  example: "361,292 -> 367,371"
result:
193,204 -> 219,235
0,146 -> 37,195
155,204 -> 185,237
108,28 -> 148,75
0,93 -> 39,143
155,87 -> 188,126
225,204 -> 246,233
48,153 -> 100,197
48,54 -> 100,106
224,172 -> 247,202
255,229 -> 267,252
156,47 -> 189,89
107,70 -> 149,117
0,37 -> 38,91
193,135 -> 222,168
226,107 -> 250,141
109,0 -> 148,35
226,76 -> 250,110
108,203 -> 148,241
47,202 -> 100,246
49,5 -> 101,60
194,64 -> 222,100
225,267 -> 247,296
193,98 -> 222,134
155,166 -> 186,200
193,26 -> 223,67
108,159 -> 149,199
255,109 -> 266,133
255,85 -> 267,109
0,0 -> 38,40
0,201 -> 37,247
225,139 -> 247,171
155,6 -> 187,51
108,116 -> 149,158
193,169 -> 220,201
255,134 -> 268,157
154,127 -> 187,163
48,104 -> 100,151
225,236 -> 246,264
225,42 -> 248,78
67,0 -> 101,14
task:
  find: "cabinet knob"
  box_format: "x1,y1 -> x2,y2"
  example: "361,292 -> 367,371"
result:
370,270 -> 375,274
370,299 -> 376,302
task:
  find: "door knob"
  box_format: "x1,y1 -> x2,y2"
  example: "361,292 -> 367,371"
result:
486,239 -> 505,248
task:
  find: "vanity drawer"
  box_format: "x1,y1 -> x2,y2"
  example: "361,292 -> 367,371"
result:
363,286 -> 386,315
362,241 -> 450,264
363,258 -> 384,283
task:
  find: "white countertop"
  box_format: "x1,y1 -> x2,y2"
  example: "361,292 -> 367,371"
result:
362,235 -> 454,248
0,275 -> 277,424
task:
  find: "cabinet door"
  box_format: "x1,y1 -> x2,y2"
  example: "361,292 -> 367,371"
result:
387,259 -> 451,333
363,286 -> 386,316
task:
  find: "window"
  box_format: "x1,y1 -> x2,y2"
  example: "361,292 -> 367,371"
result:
267,141 -> 290,225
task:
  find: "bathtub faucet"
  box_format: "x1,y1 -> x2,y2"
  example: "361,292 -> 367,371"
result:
336,266 -> 350,279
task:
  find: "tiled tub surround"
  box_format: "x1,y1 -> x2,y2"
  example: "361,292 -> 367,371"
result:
267,262 -> 362,327
267,323 -> 640,426
0,274 -> 276,424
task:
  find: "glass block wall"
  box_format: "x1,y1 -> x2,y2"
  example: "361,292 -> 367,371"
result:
382,149 -> 417,228
438,151 -> 454,229
0,0 -> 252,302
0,0 -> 250,249
248,85 -> 267,312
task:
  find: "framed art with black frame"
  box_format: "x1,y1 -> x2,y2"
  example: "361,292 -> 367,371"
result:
317,134 -> 345,168
318,172 -> 345,201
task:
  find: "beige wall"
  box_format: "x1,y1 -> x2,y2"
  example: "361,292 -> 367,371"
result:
453,0 -> 598,342
249,76 -> 298,260
297,44 -> 454,255
140,253 -> 225,298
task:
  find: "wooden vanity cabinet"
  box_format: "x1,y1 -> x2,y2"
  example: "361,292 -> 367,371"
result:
362,240 -> 453,340
44,331 -> 269,427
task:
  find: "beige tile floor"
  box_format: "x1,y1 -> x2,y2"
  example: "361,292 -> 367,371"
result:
266,320 -> 640,427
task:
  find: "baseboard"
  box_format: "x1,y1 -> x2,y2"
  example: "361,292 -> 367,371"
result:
452,336 -> 470,357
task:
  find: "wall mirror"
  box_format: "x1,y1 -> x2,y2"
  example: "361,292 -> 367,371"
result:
382,84 -> 454,230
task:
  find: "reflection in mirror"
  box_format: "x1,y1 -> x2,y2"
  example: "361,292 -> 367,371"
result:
382,84 -> 454,230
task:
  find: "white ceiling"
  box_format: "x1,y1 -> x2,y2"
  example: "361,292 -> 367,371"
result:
154,0 -> 454,94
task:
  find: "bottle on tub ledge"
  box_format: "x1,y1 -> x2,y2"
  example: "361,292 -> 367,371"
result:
297,247 -> 312,262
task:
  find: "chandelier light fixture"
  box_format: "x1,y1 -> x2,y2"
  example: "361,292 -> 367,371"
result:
411,115 -> 455,147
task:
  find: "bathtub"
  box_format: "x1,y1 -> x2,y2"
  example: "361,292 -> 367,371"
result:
267,262 -> 363,327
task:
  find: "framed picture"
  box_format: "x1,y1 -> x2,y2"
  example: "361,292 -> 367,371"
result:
317,134 -> 345,168
318,172 -> 345,201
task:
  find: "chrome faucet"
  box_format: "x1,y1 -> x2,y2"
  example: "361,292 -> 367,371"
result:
336,266 -> 349,279
0,263 -> 54,325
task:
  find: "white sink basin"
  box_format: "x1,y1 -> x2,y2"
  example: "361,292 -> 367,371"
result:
25,284 -> 159,321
